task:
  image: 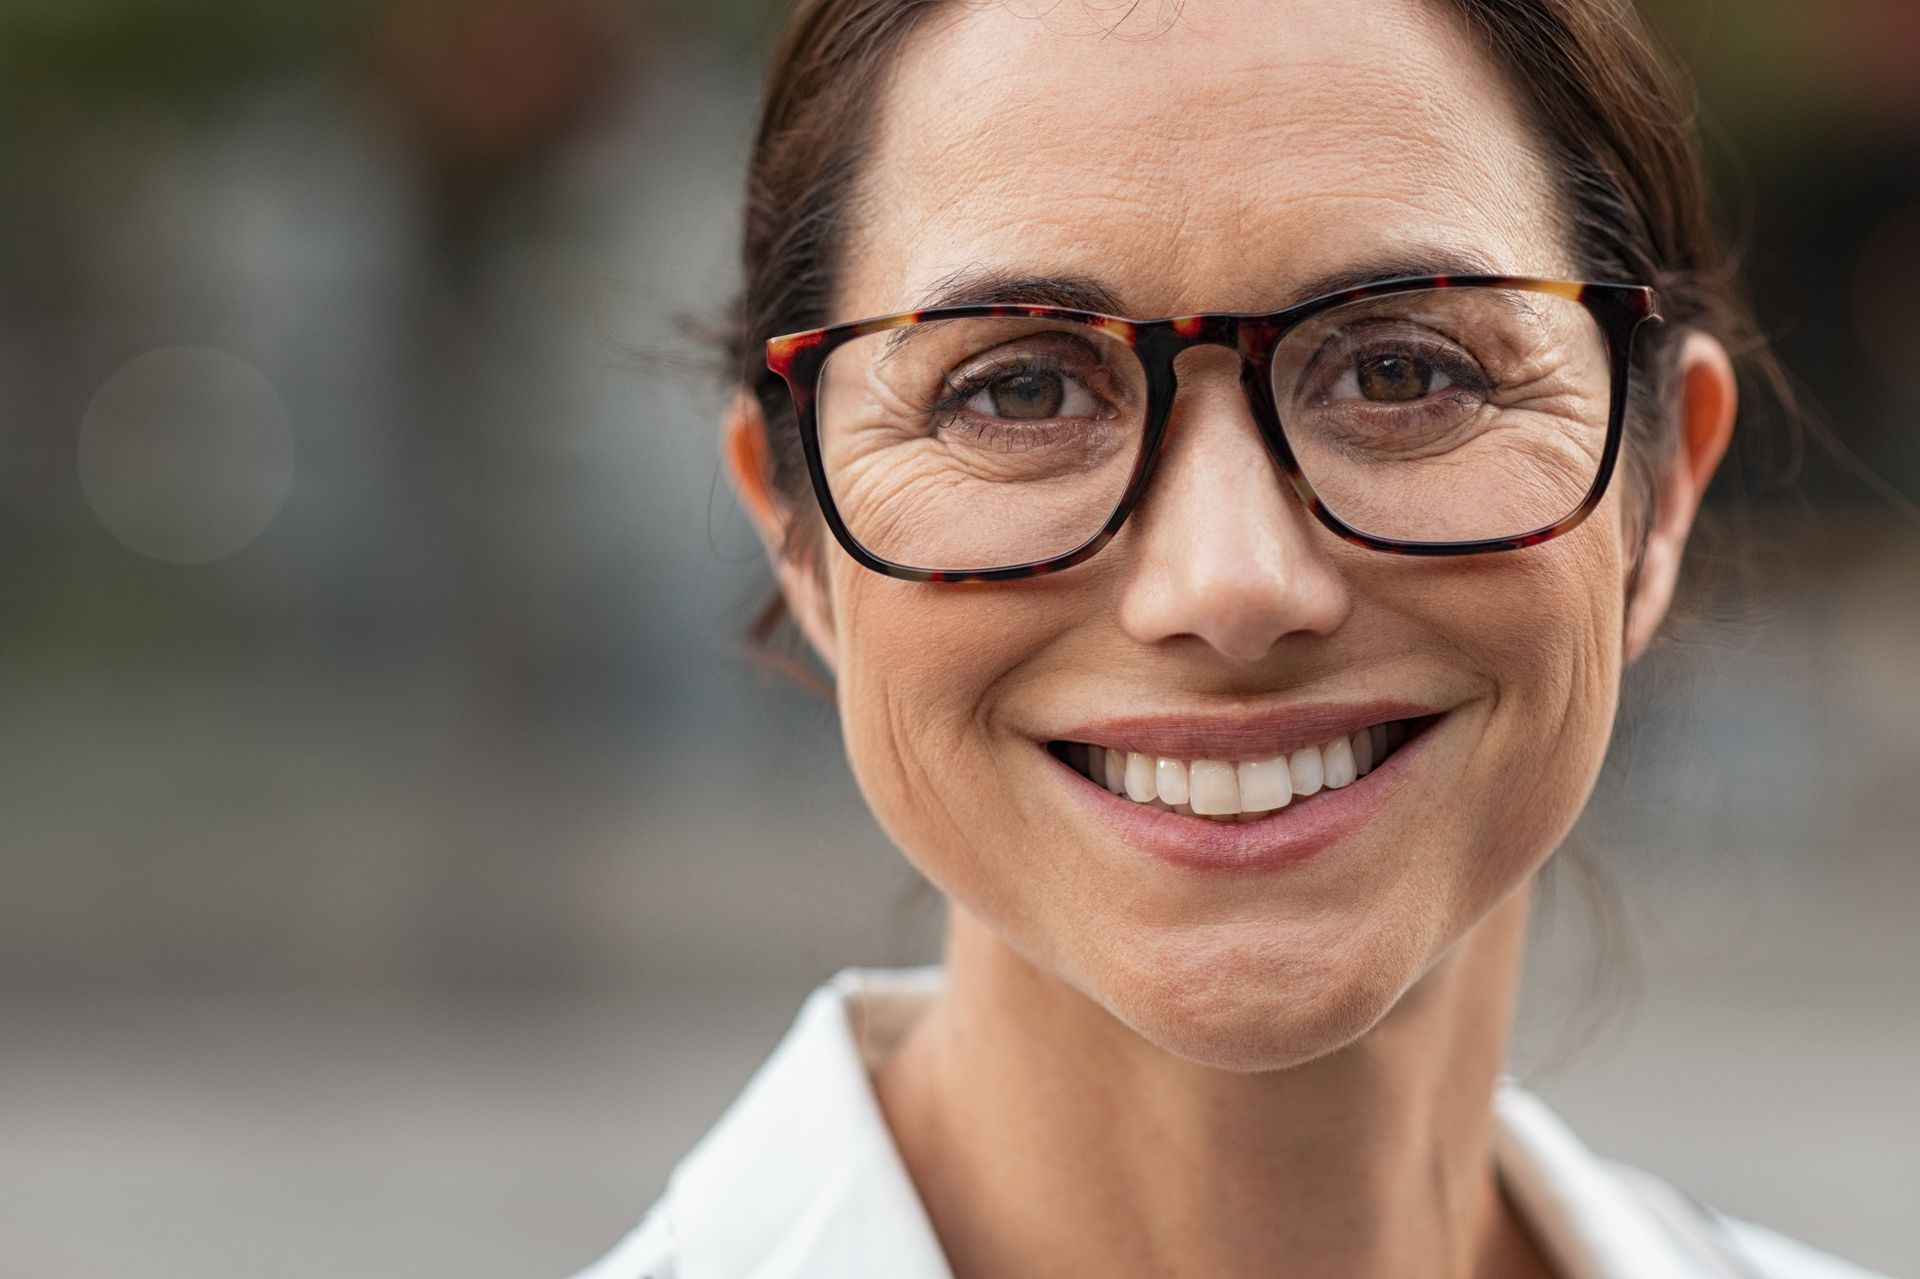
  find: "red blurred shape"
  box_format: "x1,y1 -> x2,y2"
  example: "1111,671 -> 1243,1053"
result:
367,0 -> 633,167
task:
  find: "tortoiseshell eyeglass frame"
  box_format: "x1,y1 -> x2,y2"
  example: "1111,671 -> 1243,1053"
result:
765,274 -> 1661,584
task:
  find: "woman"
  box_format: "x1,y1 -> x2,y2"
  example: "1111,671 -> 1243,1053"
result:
582,0 -> 1887,1275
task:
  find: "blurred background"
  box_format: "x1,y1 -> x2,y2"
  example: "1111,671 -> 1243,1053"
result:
1,0 -> 1915,1274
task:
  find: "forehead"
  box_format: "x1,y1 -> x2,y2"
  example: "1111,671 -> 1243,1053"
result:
843,0 -> 1565,320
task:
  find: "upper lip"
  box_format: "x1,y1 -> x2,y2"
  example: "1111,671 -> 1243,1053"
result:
1048,699 -> 1443,763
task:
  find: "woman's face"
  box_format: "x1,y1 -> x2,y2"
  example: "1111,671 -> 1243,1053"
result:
794,0 -> 1668,1070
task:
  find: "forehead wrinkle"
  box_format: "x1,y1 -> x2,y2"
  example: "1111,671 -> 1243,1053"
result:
1108,57 -> 1500,150
885,0 -> 1524,148
842,0 -> 1564,320
861,181 -> 1548,323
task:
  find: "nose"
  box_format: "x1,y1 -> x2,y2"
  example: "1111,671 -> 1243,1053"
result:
1112,349 -> 1351,662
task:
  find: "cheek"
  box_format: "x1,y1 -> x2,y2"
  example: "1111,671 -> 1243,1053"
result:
1482,520 -> 1626,743
828,565 -> 1072,915
1392,510 -> 1629,896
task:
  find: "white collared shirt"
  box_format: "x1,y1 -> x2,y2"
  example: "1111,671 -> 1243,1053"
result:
574,965 -> 1886,1279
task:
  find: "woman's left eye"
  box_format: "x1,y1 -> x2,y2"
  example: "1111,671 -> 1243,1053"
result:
1334,352 -> 1457,403
962,367 -> 1101,420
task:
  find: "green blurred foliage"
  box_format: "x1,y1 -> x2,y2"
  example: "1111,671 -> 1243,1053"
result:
0,0 -> 369,118
652,0 -> 788,48
1639,0 -> 1866,160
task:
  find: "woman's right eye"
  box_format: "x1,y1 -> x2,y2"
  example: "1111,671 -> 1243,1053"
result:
1344,352 -> 1450,402
953,362 -> 1103,422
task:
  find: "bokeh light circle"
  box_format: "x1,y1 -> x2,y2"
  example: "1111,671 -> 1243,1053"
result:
77,347 -> 295,564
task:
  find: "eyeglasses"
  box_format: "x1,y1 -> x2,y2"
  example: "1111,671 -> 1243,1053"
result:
765,275 -> 1659,582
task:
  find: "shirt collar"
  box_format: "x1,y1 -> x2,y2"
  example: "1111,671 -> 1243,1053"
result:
666,964 -> 1713,1279
667,965 -> 954,1279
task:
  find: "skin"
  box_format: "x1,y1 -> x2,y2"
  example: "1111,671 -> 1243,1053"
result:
726,0 -> 1738,1274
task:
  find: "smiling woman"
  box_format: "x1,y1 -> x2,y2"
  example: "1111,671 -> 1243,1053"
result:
578,1 -> 1885,1277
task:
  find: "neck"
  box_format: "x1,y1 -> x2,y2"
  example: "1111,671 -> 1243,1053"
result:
874,887 -> 1553,1279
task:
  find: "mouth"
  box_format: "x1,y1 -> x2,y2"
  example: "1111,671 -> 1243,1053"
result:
1046,715 -> 1438,824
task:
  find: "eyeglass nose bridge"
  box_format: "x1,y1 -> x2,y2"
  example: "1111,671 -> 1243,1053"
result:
1120,314 -> 1334,544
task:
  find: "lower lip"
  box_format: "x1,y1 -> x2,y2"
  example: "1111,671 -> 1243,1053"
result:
1049,722 -> 1436,873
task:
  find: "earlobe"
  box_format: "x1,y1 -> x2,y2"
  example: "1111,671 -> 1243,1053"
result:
724,391 -> 782,542
722,392 -> 839,673
1623,332 -> 1738,662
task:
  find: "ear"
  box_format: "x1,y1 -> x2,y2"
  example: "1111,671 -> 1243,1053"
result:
723,391 -> 839,672
1623,332 -> 1738,662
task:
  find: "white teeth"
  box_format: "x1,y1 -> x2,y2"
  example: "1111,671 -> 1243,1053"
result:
1079,720 -> 1413,816
1155,757 -> 1190,806
1124,751 -> 1159,803
1350,728 -> 1375,777
1236,755 -> 1292,812
1287,745 -> 1324,797
1322,735 -> 1357,789
1188,760 -> 1239,815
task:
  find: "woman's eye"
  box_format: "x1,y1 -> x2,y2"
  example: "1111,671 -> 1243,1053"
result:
961,367 -> 1100,420
1338,352 -> 1455,403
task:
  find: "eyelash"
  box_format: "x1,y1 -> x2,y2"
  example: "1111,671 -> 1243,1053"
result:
927,358 -> 1108,449
1310,333 -> 1492,404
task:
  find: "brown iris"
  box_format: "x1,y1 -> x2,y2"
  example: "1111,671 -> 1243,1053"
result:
1355,353 -> 1433,402
990,371 -> 1066,419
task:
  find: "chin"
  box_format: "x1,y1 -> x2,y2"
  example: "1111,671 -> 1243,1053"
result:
1080,924 -> 1421,1074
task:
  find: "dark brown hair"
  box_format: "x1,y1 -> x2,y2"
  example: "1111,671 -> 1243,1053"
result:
724,0 -> 1784,663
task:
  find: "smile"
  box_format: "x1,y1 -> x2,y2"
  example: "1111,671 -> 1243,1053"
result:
1048,717 -> 1435,823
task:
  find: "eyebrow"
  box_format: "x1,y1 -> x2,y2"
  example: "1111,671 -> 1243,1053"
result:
878,269 -> 1132,362
1282,250 -> 1507,310
909,266 -> 1128,315
904,248 -> 1506,318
